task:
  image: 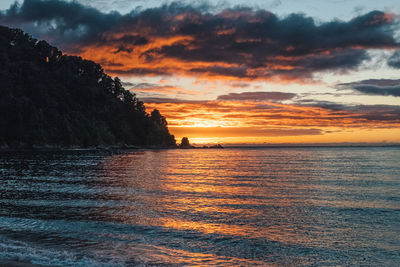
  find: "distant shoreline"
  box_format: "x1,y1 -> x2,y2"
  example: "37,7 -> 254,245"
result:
0,144 -> 399,152
224,144 -> 400,148
0,145 -> 174,152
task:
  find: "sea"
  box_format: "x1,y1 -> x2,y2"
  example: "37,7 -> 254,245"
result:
0,147 -> 399,266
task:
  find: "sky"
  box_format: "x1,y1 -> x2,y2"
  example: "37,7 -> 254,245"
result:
1,0 -> 400,144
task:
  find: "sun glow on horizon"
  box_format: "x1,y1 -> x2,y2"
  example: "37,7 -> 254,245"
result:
2,0 -> 400,145
168,127 -> 400,145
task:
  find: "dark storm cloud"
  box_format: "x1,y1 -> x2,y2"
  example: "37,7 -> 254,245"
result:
355,105 -> 400,122
387,51 -> 400,69
0,0 -> 121,48
1,0 -> 399,79
217,91 -> 296,101
297,100 -> 400,124
338,79 -> 400,97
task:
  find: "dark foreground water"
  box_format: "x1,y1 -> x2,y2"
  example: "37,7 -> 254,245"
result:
0,147 -> 399,266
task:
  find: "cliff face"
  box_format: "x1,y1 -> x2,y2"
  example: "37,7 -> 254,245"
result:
0,26 -> 176,148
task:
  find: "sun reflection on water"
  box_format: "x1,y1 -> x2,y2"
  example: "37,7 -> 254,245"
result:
93,148 -> 400,265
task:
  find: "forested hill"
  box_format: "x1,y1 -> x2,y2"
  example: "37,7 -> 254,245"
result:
0,26 -> 176,148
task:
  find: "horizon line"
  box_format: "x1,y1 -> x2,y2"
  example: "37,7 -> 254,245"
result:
192,142 -> 400,147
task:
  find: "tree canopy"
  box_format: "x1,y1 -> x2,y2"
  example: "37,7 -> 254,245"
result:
0,25 -> 176,148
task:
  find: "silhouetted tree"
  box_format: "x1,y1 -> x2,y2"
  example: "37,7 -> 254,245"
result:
0,25 -> 176,148
151,109 -> 167,127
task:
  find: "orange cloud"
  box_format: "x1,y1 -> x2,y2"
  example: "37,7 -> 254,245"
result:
127,84 -> 201,96
143,99 -> 400,143
2,1 -> 399,144
10,2 -> 392,82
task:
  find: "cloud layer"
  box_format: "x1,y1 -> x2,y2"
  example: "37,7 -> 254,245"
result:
1,0 -> 399,81
144,98 -> 400,130
338,79 -> 400,97
217,91 -> 296,101
1,0 -> 399,143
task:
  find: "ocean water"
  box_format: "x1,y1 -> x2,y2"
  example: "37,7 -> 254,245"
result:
0,147 -> 399,266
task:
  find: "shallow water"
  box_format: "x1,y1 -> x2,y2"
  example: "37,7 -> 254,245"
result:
0,147 -> 399,266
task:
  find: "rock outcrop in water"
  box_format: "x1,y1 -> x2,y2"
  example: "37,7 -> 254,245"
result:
179,137 -> 224,149
179,137 -> 194,149
0,26 -> 176,149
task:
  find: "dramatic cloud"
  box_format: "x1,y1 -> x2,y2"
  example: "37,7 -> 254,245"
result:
168,127 -> 323,138
125,82 -> 200,96
2,0 -> 399,143
141,96 -> 400,143
144,98 -> 400,130
217,91 -> 296,101
388,51 -> 400,69
338,79 -> 400,97
1,0 -> 399,81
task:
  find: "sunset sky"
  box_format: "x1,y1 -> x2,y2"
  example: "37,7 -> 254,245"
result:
1,0 -> 400,144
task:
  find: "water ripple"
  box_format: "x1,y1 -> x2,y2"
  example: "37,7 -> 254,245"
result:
0,148 -> 399,266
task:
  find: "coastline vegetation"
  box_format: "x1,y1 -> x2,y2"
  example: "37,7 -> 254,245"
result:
0,26 -> 176,149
